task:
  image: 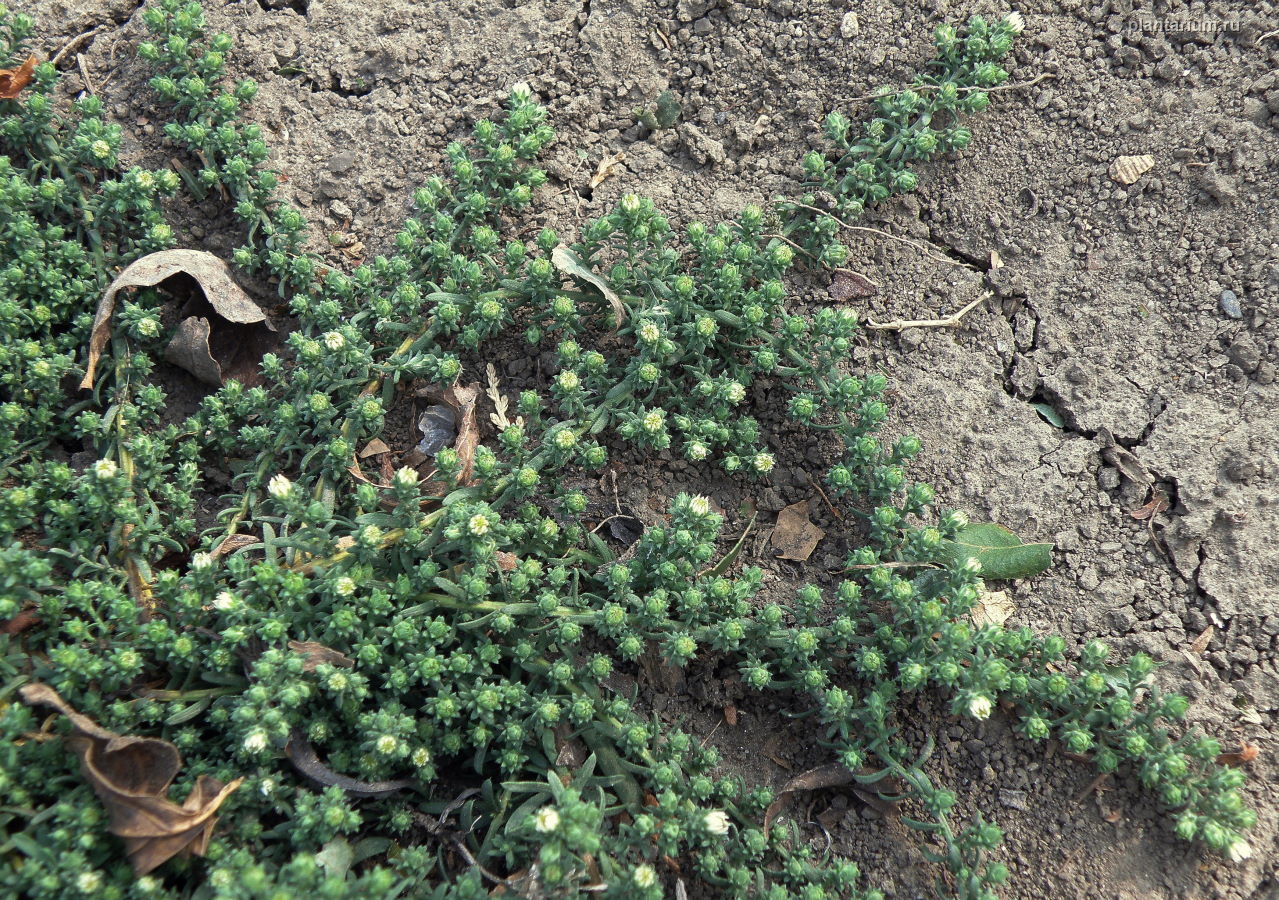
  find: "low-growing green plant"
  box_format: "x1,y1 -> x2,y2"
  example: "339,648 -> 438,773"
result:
0,3 -> 1255,899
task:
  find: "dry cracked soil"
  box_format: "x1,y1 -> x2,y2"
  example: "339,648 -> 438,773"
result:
22,0 -> 1279,897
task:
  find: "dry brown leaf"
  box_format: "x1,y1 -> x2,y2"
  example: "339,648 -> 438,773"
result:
0,54 -> 37,99
1101,443 -> 1153,485
828,269 -> 878,302
419,382 -> 481,488
358,438 -> 391,459
1,609 -> 39,636
1130,493 -> 1170,520
589,151 -> 626,190
1109,154 -> 1155,185
288,640 -> 354,672
771,500 -> 825,561
971,590 -> 1014,628
1189,624 -> 1214,654
989,249 -> 1004,270
211,533 -> 257,559
723,704 -> 738,727
495,551 -> 520,572
83,249 -> 274,389
18,683 -> 242,875
1216,742 -> 1259,767
763,763 -> 898,837
285,730 -> 411,797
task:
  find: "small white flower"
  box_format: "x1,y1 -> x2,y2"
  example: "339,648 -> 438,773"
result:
90,139 -> 112,160
725,382 -> 746,404
412,747 -> 431,767
1005,11 -> 1026,33
259,777 -> 276,797
752,451 -> 775,473
92,458 -> 118,480
243,730 -> 269,753
689,496 -> 711,518
961,556 -> 983,574
334,576 -> 357,597
267,473 -> 293,500
468,514 -> 491,537
191,551 -> 213,571
703,810 -> 731,835
375,734 -> 399,756
1226,839 -> 1253,863
393,466 -> 419,489
322,331 -> 346,351
213,591 -> 237,611
968,695 -> 993,720
632,865 -> 657,888
76,870 -> 103,893
533,806 -> 560,833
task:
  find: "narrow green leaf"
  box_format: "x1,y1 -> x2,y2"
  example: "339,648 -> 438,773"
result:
1030,402 -> 1064,428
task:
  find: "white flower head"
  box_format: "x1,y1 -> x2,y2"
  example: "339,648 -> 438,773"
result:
334,576 -> 357,597
533,806 -> 560,833
1005,11 -> 1026,33
213,591 -> 237,611
375,734 -> 399,756
191,551 -> 213,571
688,496 -> 712,518
1226,839 -> 1253,863
632,865 -> 657,888
703,810 -> 731,835
243,730 -> 269,754
259,777 -> 276,797
393,466 -> 419,489
92,458 -> 119,480
76,871 -> 104,893
322,331 -> 346,351
267,473 -> 293,500
412,747 -> 431,767
968,695 -> 993,720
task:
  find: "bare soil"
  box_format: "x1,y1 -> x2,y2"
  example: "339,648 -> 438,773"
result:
26,0 -> 1279,897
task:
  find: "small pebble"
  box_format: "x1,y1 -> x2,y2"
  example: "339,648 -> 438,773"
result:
1219,289 -> 1243,319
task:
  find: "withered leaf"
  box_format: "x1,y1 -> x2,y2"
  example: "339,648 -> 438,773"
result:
1129,493 -> 1170,520
358,438 -> 391,459
1100,443 -> 1153,486
18,683 -> 242,874
288,640 -> 354,672
971,590 -> 1014,629
164,317 -> 223,385
551,245 -> 626,330
1,609 -> 40,636
83,249 -> 275,390
419,382 -> 481,488
589,151 -> 626,190
211,533 -> 257,559
771,500 -> 825,561
828,269 -> 878,302
495,551 -> 520,572
1216,742 -> 1259,767
1189,624 -> 1214,654
285,730 -> 411,797
763,763 -> 898,837
0,54 -> 37,99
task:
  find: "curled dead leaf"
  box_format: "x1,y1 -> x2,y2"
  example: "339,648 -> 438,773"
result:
285,730 -> 411,797
771,500 -> 825,561
589,151 -> 626,190
1189,624 -> 1214,654
287,640 -> 354,672
828,269 -> 878,302
551,245 -> 626,330
971,590 -> 1014,629
495,551 -> 520,572
1216,742 -> 1259,767
1129,492 -> 1170,520
763,762 -> 899,837
0,54 -> 37,99
358,438 -> 392,459
82,249 -> 275,390
419,382 -> 481,488
211,533 -> 257,559
18,683 -> 242,875
1,608 -> 40,636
